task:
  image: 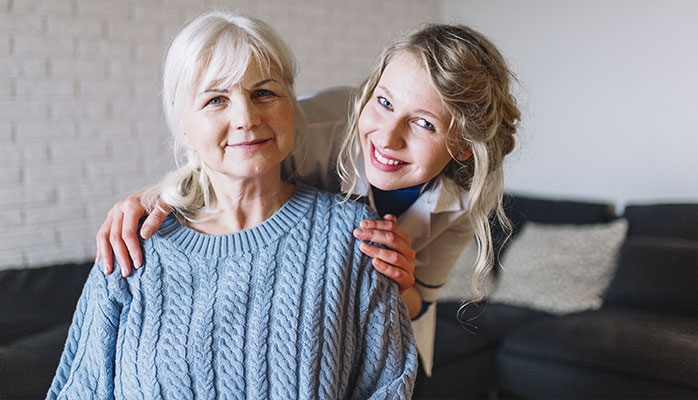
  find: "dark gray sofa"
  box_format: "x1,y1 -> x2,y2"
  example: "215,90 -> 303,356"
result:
0,261 -> 92,400
414,195 -> 698,399
2,194 -> 697,400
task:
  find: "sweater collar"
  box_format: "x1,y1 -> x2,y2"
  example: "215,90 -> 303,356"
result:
156,183 -> 316,258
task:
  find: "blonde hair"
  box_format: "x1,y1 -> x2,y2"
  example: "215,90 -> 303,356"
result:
143,10 -> 300,220
338,23 -> 520,299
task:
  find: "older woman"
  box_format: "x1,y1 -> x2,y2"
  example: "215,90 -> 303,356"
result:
47,10 -> 417,399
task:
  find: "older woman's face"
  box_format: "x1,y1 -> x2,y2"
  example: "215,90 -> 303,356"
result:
182,60 -> 295,184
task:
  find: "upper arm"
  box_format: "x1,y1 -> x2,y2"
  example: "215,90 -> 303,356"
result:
47,266 -> 125,398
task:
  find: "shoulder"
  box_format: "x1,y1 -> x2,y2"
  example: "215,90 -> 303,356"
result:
139,215 -> 187,254
82,262 -> 132,308
306,185 -> 377,221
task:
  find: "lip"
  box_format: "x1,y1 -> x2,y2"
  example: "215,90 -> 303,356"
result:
369,143 -> 408,172
227,138 -> 271,150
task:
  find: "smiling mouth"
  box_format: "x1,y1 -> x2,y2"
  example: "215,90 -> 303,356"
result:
374,147 -> 405,166
228,139 -> 269,147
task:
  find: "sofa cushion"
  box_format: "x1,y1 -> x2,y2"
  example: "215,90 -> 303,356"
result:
498,307 -> 698,391
624,203 -> 698,241
419,301 -> 548,400
435,302 -> 502,351
0,262 -> 92,345
0,323 -> 70,400
490,194 -> 617,273
444,301 -> 551,339
605,237 -> 698,316
489,219 -> 628,315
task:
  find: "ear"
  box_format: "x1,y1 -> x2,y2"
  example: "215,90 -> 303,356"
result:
455,146 -> 473,162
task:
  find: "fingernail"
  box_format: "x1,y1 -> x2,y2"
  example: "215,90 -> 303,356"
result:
120,266 -> 127,277
134,259 -> 142,269
360,220 -> 369,228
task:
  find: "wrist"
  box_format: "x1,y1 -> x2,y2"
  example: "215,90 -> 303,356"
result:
401,287 -> 423,319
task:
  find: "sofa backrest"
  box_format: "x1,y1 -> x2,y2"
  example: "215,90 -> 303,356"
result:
604,203 -> 698,317
0,262 -> 92,345
623,203 -> 698,241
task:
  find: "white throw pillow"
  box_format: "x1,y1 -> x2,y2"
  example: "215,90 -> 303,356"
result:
489,218 -> 628,315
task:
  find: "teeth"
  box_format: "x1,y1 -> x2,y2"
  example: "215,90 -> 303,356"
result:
374,149 -> 401,166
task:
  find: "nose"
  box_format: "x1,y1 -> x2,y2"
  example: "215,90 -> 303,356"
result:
230,95 -> 261,131
375,117 -> 404,149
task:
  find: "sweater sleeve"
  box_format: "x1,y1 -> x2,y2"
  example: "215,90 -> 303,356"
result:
46,264 -> 127,399
350,259 -> 419,400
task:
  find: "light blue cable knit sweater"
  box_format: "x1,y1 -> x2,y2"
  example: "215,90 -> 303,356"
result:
47,184 -> 418,399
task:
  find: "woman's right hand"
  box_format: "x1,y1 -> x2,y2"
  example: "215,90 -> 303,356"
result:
95,189 -> 171,277
352,214 -> 416,293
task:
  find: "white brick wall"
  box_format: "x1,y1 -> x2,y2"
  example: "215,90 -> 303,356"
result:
1,0 -> 440,269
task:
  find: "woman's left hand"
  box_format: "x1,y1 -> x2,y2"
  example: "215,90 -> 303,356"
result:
353,214 -> 416,293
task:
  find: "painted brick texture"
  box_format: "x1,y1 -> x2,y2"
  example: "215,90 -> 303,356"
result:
1,0 -> 439,269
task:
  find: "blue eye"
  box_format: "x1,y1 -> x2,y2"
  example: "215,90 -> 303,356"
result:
253,89 -> 274,99
416,118 -> 436,131
377,96 -> 393,110
207,96 -> 223,106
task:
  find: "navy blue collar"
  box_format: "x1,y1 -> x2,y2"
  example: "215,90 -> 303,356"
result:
371,181 -> 431,217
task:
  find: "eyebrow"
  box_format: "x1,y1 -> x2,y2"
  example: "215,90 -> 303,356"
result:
202,78 -> 279,95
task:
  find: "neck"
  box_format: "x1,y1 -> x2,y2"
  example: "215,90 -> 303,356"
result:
188,171 -> 295,235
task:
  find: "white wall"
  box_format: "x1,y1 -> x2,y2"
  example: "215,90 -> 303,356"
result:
0,0 -> 439,269
442,0 -> 698,207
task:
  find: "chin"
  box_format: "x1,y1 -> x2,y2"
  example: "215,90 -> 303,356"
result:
368,176 -> 409,191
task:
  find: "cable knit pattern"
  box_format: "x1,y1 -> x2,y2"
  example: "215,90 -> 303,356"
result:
47,184 -> 417,400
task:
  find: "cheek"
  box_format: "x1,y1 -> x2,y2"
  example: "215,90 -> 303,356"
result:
278,107 -> 297,142
180,115 -> 197,149
418,140 -> 453,172
357,105 -> 377,139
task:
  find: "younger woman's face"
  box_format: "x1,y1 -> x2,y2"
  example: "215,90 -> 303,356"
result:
358,51 -> 454,191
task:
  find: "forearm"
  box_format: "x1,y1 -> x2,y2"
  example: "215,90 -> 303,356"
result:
401,286 -> 422,320
48,268 -> 121,398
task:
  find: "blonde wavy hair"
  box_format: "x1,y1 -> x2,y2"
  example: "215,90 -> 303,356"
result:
143,10 -> 300,221
338,23 -> 520,298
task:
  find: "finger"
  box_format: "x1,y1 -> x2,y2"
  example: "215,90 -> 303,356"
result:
353,227 -> 416,263
361,214 -> 409,238
121,205 -> 144,270
371,257 -> 415,292
140,198 -> 171,238
358,215 -> 412,246
359,241 -> 414,277
95,218 -> 115,275
109,211 -> 133,277
382,213 -> 398,223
